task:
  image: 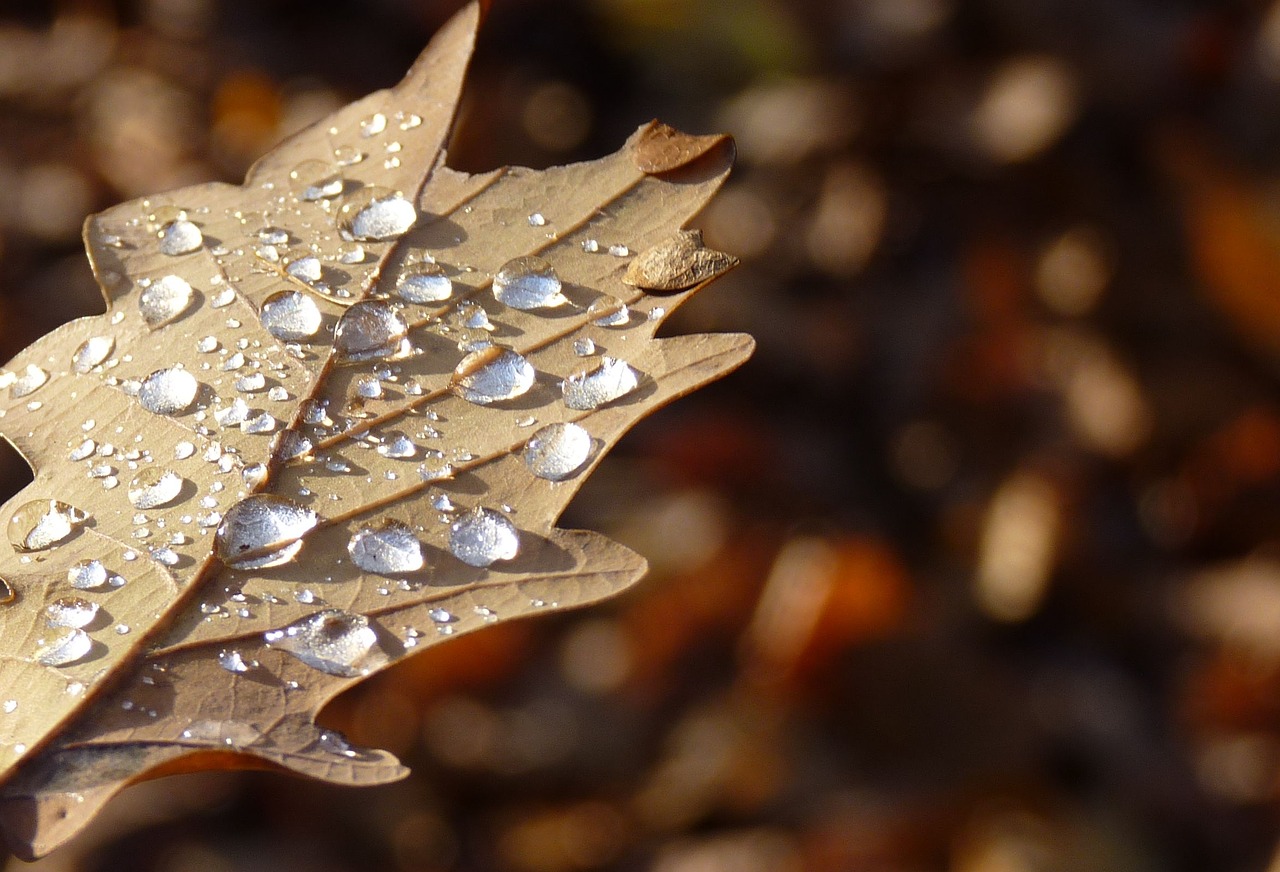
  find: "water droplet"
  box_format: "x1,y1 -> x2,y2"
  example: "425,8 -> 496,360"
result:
348,520 -> 424,575
291,159 -> 344,201
45,597 -> 98,629
608,244 -> 630,257
181,719 -> 261,747
159,220 -> 203,256
211,288 -> 236,308
242,412 -> 277,435
139,275 -> 195,327
287,256 -> 322,283
260,290 -> 323,341
428,607 -> 456,623
242,463 -> 267,488
334,301 -> 408,361
582,239 -> 600,253
418,457 -> 454,482
9,500 -> 87,552
264,609 -> 379,676
395,262 -> 453,303
353,374 -> 383,399
68,559 -> 109,589
334,145 -> 364,166
449,507 -> 519,567
69,439 -> 96,461
235,373 -> 266,393
73,336 -> 115,373
258,227 -> 289,245
138,367 -> 199,415
215,495 -> 318,569
376,432 -> 417,459
561,357 -> 639,410
36,629 -> 92,666
528,212 -> 547,226
360,112 -> 387,137
573,338 -> 596,356
492,255 -> 564,309
217,649 -> 251,673
339,187 -> 417,241
524,422 -> 594,481
10,365 -> 48,398
450,346 -> 535,405
128,468 -> 185,509
215,398 -> 250,427
588,296 -> 630,327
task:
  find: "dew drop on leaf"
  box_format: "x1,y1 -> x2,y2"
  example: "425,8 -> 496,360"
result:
339,187 -> 417,241
395,262 -> 453,303
264,609 -> 378,676
524,422 -> 594,481
127,468 -> 185,509
291,159 -> 344,201
376,432 -> 417,459
260,290 -> 323,341
138,275 -> 195,328
450,346 -> 535,405
286,256 -> 322,283
215,495 -> 318,569
10,365 -> 48,398
449,506 -> 520,567
35,628 -> 92,667
348,519 -> 424,575
333,301 -> 408,361
560,357 -> 639,410
9,500 -> 88,552
492,255 -> 564,309
587,295 -> 630,327
158,220 -> 203,256
68,559 -> 109,590
217,649 -> 251,673
45,597 -> 99,629
138,367 -> 199,416
72,336 -> 115,373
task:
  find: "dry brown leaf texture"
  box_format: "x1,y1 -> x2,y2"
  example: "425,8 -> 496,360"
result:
0,3 -> 750,858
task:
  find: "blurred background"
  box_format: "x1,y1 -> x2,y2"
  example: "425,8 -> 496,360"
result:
4,0 -> 1280,869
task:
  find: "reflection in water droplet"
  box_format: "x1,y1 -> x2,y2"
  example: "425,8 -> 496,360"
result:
492,256 -> 564,309
73,336 -> 115,373
68,559 -> 109,590
36,628 -> 92,667
45,597 -> 98,629
561,357 -> 639,410
291,159 -> 344,201
524,422 -> 594,481
10,365 -> 48,398
339,187 -> 417,241
159,220 -> 203,256
139,275 -> 195,327
573,338 -> 596,357
138,367 -> 199,415
9,500 -> 87,552
217,649 -> 251,673
128,468 -> 185,509
348,519 -> 424,575
376,432 -> 417,459
588,296 -> 630,327
260,290 -> 323,341
449,507 -> 520,568
264,609 -> 379,676
360,112 -> 387,137
396,262 -> 453,303
450,346 -> 535,405
334,301 -> 408,361
215,495 -> 318,569
287,256 -> 322,283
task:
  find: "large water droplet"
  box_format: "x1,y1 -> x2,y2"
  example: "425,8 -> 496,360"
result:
339,187 -> 417,241
395,262 -> 453,303
45,597 -> 99,629
291,159 -> 344,201
286,256 -> 322,283
68,559 -> 109,590
560,357 -> 639,410
524,422 -> 594,481
450,346 -> 535,405
128,468 -> 185,509
138,367 -> 199,415
264,609 -> 378,676
9,500 -> 87,552
159,220 -> 203,256
334,301 -> 408,361
10,365 -> 48,398
215,495 -> 318,569
73,336 -> 115,373
492,256 -> 565,309
348,520 -> 424,575
260,291 -> 323,341
36,628 -> 92,667
449,507 -> 520,568
139,275 -> 195,327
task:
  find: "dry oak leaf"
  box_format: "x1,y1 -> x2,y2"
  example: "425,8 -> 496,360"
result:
0,3 -> 751,858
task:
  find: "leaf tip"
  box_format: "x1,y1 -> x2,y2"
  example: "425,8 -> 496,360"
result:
632,121 -> 734,175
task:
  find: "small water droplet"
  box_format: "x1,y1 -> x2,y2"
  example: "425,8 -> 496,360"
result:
69,439 -> 96,461
258,227 -> 289,245
10,365 -> 48,398
138,367 -> 199,415
492,255 -> 564,309
174,441 -> 196,460
353,374 -> 383,399
73,336 -> 115,373
561,357 -> 639,410
348,519 -> 424,575
211,288 -> 236,308
291,159 -> 344,201
376,432 -> 417,459
128,468 -> 185,509
217,649 -> 251,673
524,422 -> 594,481
264,609 -> 379,676
260,290 -> 323,341
395,262 -> 453,303
36,628 -> 92,666
235,373 -> 266,393
9,500 -> 88,552
449,507 -> 520,568
528,212 -> 547,226
139,275 -> 195,327
339,187 -> 417,241
215,495 -> 318,569
286,256 -> 322,283
360,112 -> 387,137
158,220 -> 203,256
428,607 -> 456,624
334,301 -> 408,361
45,597 -> 98,629
242,412 -> 277,435
418,457 -> 454,482
573,338 -> 596,356
450,346 -> 535,405
608,244 -> 630,257
181,719 -> 262,747
333,145 -> 364,166
68,559 -> 108,590
588,295 -> 630,327
582,239 -> 600,253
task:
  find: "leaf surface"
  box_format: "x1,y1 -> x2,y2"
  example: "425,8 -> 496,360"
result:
0,3 -> 750,857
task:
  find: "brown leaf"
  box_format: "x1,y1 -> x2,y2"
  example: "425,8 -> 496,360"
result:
0,2 -> 751,858
624,229 -> 739,292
